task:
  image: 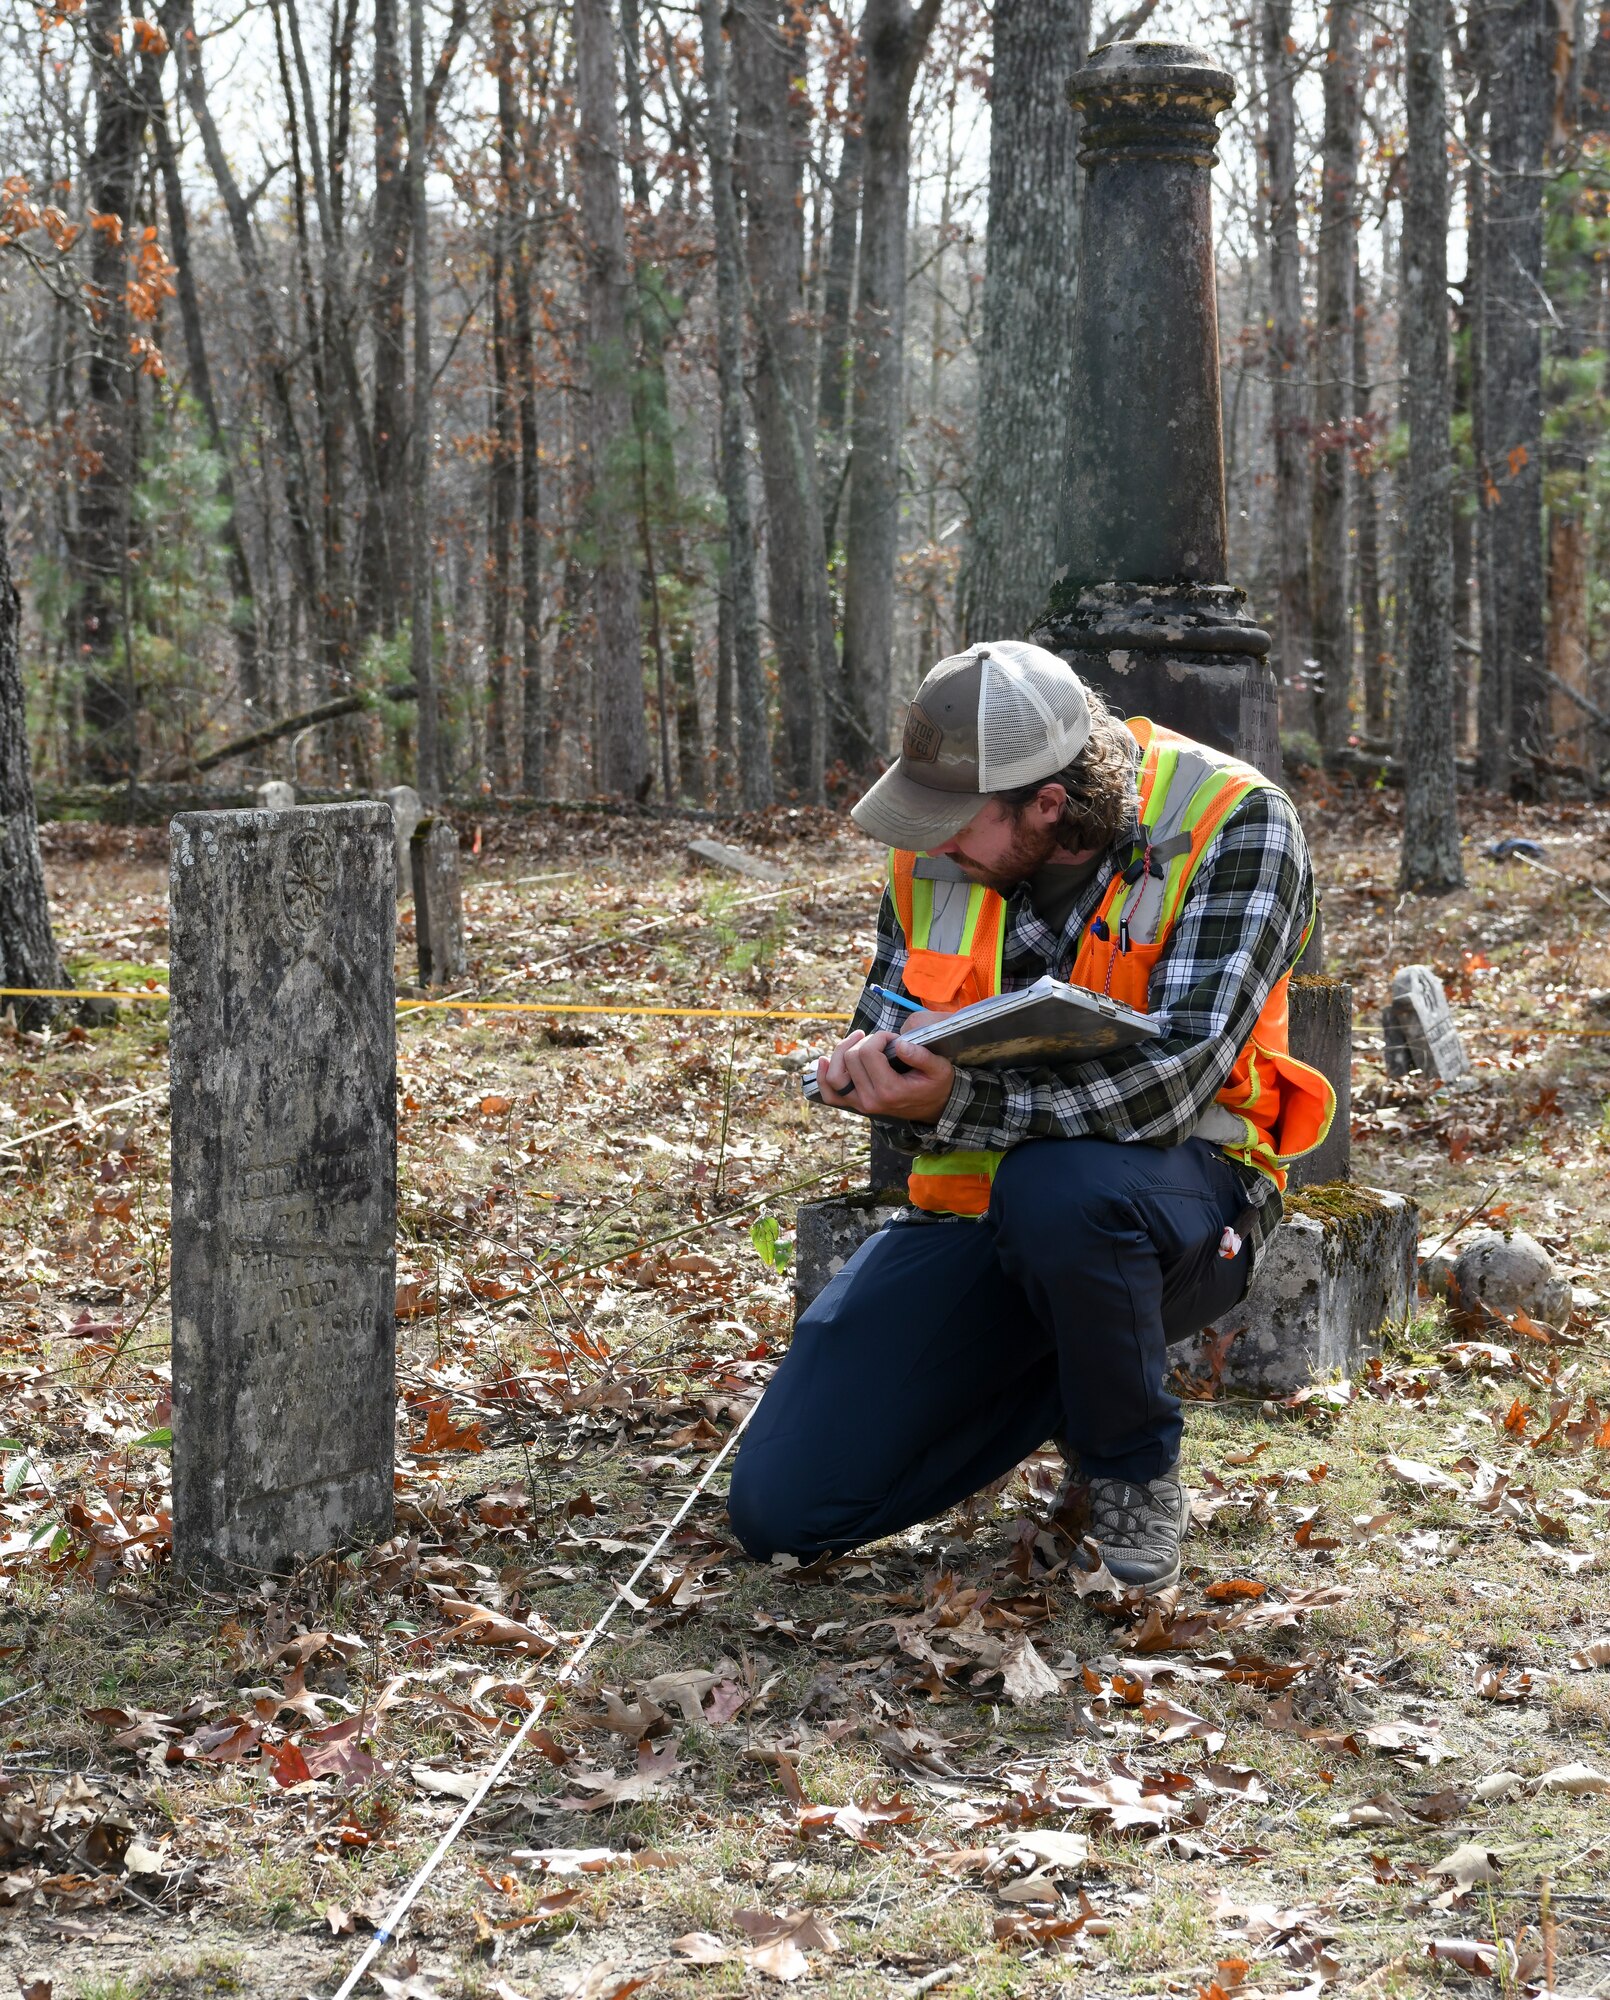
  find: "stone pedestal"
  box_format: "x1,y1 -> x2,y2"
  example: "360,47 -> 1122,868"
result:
1170,1186 -> 1418,1398
411,816 -> 467,987
169,803 -> 396,1573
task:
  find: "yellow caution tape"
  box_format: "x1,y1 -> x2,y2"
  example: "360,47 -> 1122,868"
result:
6,987 -> 1610,1039
0,986 -> 854,1025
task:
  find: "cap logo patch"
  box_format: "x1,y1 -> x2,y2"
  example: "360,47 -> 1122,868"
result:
902,702 -> 942,763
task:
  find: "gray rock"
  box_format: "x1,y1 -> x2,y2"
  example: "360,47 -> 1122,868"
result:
256,780 -> 296,811
1170,1186 -> 1419,1398
1451,1228 -> 1571,1327
169,803 -> 396,1574
411,816 -> 466,986
385,784 -> 423,898
1287,974 -> 1352,1188
1382,964 -> 1469,1081
687,838 -> 785,884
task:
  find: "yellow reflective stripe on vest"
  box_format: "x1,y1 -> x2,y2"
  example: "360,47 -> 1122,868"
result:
1158,769 -> 1252,930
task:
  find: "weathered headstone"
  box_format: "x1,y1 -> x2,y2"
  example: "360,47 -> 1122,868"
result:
170,803 -> 396,1573
411,815 -> 466,986
1382,964 -> 1469,1081
385,784 -> 423,898
687,837 -> 785,885
256,780 -> 296,811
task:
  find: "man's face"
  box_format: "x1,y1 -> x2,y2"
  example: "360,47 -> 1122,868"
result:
927,798 -> 1061,892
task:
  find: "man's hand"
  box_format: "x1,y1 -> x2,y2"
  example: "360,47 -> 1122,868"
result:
814,1029 -> 955,1123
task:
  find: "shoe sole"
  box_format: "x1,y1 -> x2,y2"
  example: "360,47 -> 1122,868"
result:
1101,1553 -> 1182,1595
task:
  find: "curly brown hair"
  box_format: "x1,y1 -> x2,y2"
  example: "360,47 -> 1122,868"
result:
994,685 -> 1138,854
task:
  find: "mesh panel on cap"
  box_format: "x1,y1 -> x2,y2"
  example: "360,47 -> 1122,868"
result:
976,644 -> 1090,791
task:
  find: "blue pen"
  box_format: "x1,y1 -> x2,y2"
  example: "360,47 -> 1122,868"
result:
870,984 -> 921,1014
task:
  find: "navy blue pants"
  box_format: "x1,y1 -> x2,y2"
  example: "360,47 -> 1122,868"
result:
727,1136 -> 1254,1560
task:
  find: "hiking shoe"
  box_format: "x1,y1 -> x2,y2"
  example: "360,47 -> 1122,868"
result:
1084,1464 -> 1188,1592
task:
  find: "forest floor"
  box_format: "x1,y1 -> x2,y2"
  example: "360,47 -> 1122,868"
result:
2,775 -> 1610,2000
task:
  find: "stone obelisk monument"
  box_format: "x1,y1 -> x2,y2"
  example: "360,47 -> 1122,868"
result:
1034,41 -> 1279,780
1035,39 -> 1350,1185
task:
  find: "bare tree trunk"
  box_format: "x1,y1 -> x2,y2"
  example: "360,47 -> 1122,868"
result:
515,14 -> 546,797
959,0 -> 1086,645
575,0 -> 650,798
409,0 -> 440,795
1353,255 -> 1387,739
838,0 -> 941,767
364,0 -> 468,643
169,0 -> 325,667
78,0 -> 143,781
1544,11 -> 1607,766
1310,0 -> 1359,753
485,0 -> 519,788
700,0 -> 772,806
137,29 -> 261,707
1400,0 -> 1464,890
0,494 -> 71,1028
368,0 -> 410,639
1477,0 -> 1551,792
817,115 -> 862,551
732,0 -> 831,799
1261,0 -> 1310,714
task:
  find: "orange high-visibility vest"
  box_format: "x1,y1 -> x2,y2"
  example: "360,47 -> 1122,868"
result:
887,718 -> 1335,1217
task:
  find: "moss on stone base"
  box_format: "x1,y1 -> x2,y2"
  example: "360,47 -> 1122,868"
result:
1285,1179 -> 1403,1259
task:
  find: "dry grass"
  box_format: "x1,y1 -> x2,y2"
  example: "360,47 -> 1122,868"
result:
1,783 -> 1609,1998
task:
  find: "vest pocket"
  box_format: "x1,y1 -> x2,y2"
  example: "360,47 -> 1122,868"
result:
901,947 -> 984,1011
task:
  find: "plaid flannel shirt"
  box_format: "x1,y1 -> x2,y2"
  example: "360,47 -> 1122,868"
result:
852,782 -> 1317,1261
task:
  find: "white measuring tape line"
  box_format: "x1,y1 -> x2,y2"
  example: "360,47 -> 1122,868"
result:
328,1396 -> 760,1999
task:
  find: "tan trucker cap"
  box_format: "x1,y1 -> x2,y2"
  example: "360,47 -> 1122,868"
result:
850,641 -> 1093,851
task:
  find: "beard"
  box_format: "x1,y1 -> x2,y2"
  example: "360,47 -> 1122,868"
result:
949,813 -> 1062,894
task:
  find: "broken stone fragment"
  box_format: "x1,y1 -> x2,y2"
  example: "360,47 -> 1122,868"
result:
1451,1228 -> 1571,1328
686,838 -> 785,884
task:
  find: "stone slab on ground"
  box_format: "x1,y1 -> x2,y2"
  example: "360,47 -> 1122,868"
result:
795,1181 -> 1418,1403
1382,964 -> 1469,1081
686,837 -> 785,884
1170,1183 -> 1418,1399
411,816 -> 467,986
169,802 -> 396,1573
385,784 -> 423,898
1287,974 -> 1352,1188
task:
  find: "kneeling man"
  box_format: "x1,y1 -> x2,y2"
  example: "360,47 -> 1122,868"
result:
728,641 -> 1333,1590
